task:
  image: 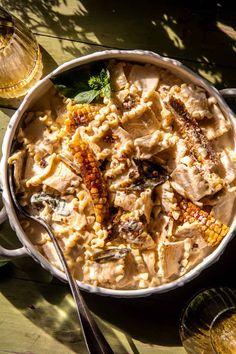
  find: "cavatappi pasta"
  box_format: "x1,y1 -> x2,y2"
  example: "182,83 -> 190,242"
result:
9,61 -> 236,289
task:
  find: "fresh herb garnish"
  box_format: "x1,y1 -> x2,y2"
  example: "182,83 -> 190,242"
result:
51,67 -> 111,104
74,89 -> 99,104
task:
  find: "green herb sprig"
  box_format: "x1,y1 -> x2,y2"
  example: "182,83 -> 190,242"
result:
75,68 -> 111,104
52,67 -> 111,104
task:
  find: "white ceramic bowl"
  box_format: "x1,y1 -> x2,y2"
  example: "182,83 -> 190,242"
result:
0,50 -> 236,298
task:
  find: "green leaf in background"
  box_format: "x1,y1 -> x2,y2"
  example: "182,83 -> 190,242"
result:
74,90 -> 100,104
53,84 -> 77,98
0,258 -> 9,267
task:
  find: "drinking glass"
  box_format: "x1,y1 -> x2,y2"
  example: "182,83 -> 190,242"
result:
0,7 -> 42,98
180,287 -> 236,354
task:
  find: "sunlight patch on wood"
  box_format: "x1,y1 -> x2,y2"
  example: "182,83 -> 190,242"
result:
217,22 -> 236,41
201,56 -> 210,63
160,22 -> 185,50
85,32 -> 101,44
198,69 -> 222,85
36,35 -> 104,66
52,1 -> 88,16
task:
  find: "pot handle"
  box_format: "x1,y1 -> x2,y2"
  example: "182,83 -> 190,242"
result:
220,88 -> 236,98
0,244 -> 28,258
0,198 -> 28,258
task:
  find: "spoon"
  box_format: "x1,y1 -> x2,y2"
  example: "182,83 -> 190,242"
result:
8,164 -> 114,354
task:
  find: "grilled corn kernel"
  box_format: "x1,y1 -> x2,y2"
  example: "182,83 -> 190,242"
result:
65,103 -> 101,133
179,199 -> 229,247
70,140 -> 108,223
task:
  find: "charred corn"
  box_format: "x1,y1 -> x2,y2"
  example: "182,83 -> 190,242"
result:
70,140 -> 109,223
65,103 -> 101,133
166,96 -> 217,169
179,199 -> 229,247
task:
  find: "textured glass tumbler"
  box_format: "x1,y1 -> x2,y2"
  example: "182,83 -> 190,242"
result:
180,287 -> 236,354
0,7 -> 42,98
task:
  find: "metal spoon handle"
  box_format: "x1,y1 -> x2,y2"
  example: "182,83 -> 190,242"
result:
41,221 -> 113,354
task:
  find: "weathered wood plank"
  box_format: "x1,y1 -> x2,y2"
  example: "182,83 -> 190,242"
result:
2,0 -> 236,67
36,34 -> 236,88
0,270 -> 186,354
0,277 -> 87,354
37,34 -> 105,75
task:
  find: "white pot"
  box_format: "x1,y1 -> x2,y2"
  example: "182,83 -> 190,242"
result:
0,50 -> 236,298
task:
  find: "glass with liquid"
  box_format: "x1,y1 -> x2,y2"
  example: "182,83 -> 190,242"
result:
0,7 -> 42,98
180,287 -> 236,354
210,308 -> 236,354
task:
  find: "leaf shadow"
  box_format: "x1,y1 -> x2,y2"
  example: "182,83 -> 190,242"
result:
2,0 -> 236,87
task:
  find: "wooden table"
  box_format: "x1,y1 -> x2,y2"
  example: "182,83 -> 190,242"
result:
0,1 -> 236,353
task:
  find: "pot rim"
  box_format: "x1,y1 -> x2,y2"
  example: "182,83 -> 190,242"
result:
1,49 -> 236,298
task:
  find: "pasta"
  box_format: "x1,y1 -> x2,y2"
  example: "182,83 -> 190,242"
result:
9,60 -> 236,290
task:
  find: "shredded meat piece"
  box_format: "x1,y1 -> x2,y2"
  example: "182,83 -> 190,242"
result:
122,94 -> 137,110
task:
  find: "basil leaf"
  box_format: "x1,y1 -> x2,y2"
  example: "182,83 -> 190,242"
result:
74,90 -> 100,104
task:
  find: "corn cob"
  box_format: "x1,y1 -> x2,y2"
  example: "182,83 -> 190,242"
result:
70,140 -> 109,223
166,96 -> 217,169
65,103 -> 101,133
178,199 -> 229,247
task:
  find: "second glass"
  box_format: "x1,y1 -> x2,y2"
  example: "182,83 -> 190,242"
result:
180,287 -> 236,354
